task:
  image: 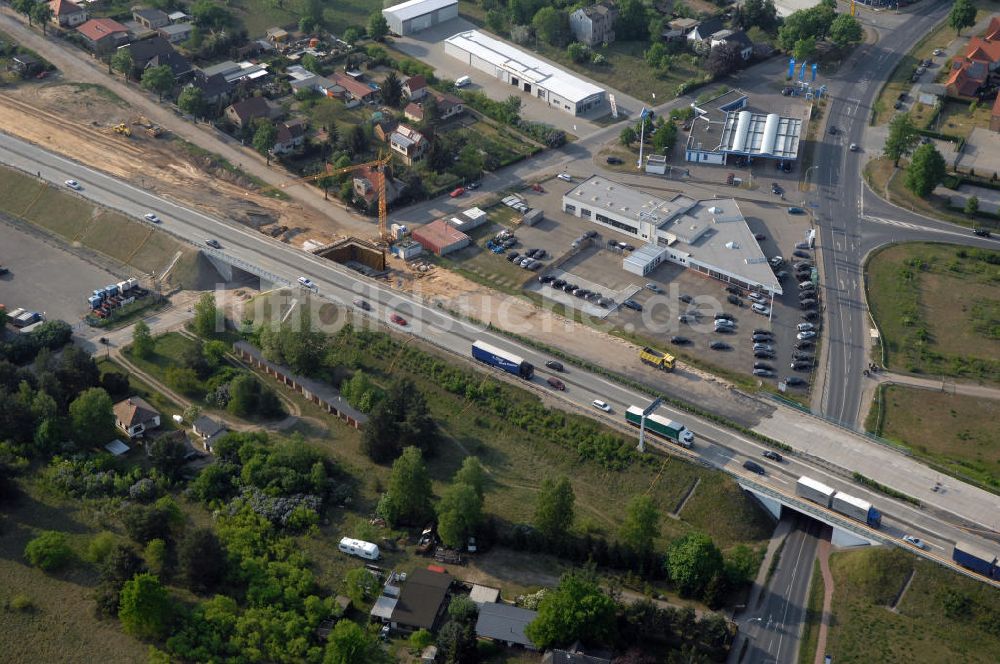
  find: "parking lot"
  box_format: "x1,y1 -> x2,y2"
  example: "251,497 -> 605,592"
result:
1,217 -> 118,326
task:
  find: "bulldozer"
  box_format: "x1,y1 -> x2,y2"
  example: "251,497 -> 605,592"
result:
112,123 -> 132,137
134,115 -> 163,138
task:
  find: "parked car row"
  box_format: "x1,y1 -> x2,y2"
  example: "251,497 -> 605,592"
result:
538,275 -> 615,308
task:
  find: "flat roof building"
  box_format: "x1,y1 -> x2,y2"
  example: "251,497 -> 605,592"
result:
562,176 -> 781,295
383,0 -> 458,36
412,219 -> 471,256
444,30 -> 605,116
685,89 -> 802,167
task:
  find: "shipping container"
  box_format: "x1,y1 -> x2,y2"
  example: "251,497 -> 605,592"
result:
831,491 -> 882,528
795,476 -> 836,507
471,340 -> 534,379
953,541 -> 999,578
625,405 -> 694,447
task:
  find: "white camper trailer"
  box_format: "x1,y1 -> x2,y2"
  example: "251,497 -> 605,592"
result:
338,537 -> 380,560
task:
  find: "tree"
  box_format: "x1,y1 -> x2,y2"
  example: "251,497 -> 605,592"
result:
724,544 -> 760,586
620,495 -> 660,557
620,126 -> 637,147
438,619 -> 479,664
11,0 -> 34,25
651,121 -> 678,153
227,374 -> 258,417
177,86 -> 205,117
24,530 -> 73,571
253,121 -> 278,163
178,528 -> 225,593
645,42 -> 668,69
532,8 -> 570,47
342,567 -> 380,609
346,124 -> 368,156
409,629 -> 434,651
192,292 -> 219,338
368,10 -> 389,41
666,532 -> 724,598
525,569 -> 617,649
361,378 -> 437,462
141,65 -> 174,101
437,482 -> 483,549
380,446 -> 433,525
323,619 -> 387,664
616,0 -> 650,41
949,0 -> 976,36
148,436 -> 188,482
965,195 -> 979,217
452,144 -> 484,181
118,573 -> 173,640
567,42 -> 589,63
111,48 -> 134,81
381,71 -> 403,108
68,387 -> 115,447
883,113 -> 918,167
706,43 -> 743,78
534,477 -> 575,540
453,457 -> 486,499
30,2 -> 53,34
144,539 -> 168,576
792,36 -> 816,62
904,142 -> 946,198
736,0 -> 779,34
132,320 -> 154,359
829,14 -> 863,48
191,0 -> 232,30
202,340 -> 228,368
342,27 -> 360,45
485,9 -> 508,35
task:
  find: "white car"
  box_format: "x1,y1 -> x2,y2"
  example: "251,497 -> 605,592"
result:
557,173 -> 573,182
797,330 -> 817,340
797,322 -> 815,332
297,276 -> 317,291
752,303 -> 770,315
64,179 -> 81,190
748,293 -> 766,304
902,535 -> 927,550
849,143 -> 859,152
143,212 -> 160,223
592,399 -> 612,412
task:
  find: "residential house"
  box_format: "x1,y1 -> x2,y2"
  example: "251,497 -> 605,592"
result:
167,10 -> 190,23
158,22 -> 193,44
201,60 -> 271,86
76,18 -> 130,54
266,27 -> 290,45
189,73 -> 232,106
8,54 -> 41,75
433,92 -> 464,119
541,642 -> 613,664
132,7 -> 171,30
569,1 -> 618,47
403,74 -> 428,100
385,568 -> 453,632
272,120 -> 307,155
224,96 -> 283,129
389,124 -> 428,165
404,101 -> 425,123
984,15 -> 1000,41
49,0 -> 88,28
330,72 -> 379,106
353,164 -> 404,205
287,65 -> 338,97
113,396 -> 161,439
686,16 -> 725,44
965,37 -> 1000,71
191,415 -> 227,452
710,28 -> 754,60
119,36 -> 192,81
991,94 -> 1000,132
373,119 -> 398,143
945,59 -> 989,98
474,602 -> 539,650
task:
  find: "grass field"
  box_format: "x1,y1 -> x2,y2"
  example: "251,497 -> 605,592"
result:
822,547 -> 1000,663
866,242 -> 1000,381
929,100 -> 996,139
863,157 -> 978,227
879,385 -> 1000,490
97,358 -> 183,425
225,0 -> 376,37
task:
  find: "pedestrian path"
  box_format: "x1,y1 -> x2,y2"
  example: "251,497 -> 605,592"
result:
813,537 -> 835,664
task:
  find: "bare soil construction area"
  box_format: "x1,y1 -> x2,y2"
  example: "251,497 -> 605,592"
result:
0,83 -> 340,246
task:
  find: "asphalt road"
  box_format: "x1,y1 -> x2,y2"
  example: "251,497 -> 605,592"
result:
740,515 -> 824,664
5,130 -> 1000,576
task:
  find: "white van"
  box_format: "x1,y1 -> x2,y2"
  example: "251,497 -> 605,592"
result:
338,537 -> 380,560
455,75 -> 471,88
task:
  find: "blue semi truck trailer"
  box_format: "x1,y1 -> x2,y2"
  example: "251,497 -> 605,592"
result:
471,340 -> 534,379
952,541 -> 1000,579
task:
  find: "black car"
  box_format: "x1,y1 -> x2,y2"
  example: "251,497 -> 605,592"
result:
793,250 -> 811,259
714,325 -> 735,334
973,228 -> 992,237
752,334 -> 772,343
725,285 -> 741,295
552,279 -> 566,288
562,283 -> 578,292
802,311 -> 819,321
545,360 -> 564,372
828,126 -> 838,135
743,460 -> 765,475
538,274 -> 554,284
754,233 -> 767,241
715,312 -> 734,321
670,336 -> 691,345
606,156 -> 624,165
800,299 -> 817,310
793,351 -> 813,361
710,341 -> 731,351
622,244 -> 636,252
785,376 -> 808,387
503,238 -> 517,248
507,251 -> 520,261
753,328 -> 771,335
754,350 -> 775,359
727,294 -> 742,306
754,362 -> 773,371
762,450 -> 783,462
794,340 -> 814,350
583,230 -> 598,239
770,182 -> 782,195
574,289 -> 589,298
752,368 -> 775,378
791,361 -> 813,372
623,299 -> 643,311
679,294 -> 693,303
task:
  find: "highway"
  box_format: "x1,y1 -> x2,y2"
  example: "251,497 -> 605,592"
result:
4,129 -> 999,574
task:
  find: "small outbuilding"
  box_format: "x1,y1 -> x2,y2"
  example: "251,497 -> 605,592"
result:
113,396 -> 161,439
382,0 -> 458,36
192,415 -> 227,451
412,219 -> 470,256
475,602 -> 539,650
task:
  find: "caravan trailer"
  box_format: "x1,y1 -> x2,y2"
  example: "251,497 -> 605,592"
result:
338,537 -> 381,560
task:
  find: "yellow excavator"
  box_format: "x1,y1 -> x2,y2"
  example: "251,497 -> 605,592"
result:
112,123 -> 132,137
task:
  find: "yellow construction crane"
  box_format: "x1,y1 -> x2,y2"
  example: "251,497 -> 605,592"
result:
254,152 -> 394,243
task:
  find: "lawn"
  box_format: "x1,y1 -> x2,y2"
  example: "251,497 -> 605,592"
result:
97,358 -> 183,423
925,99 -> 996,139
864,156 -> 976,227
866,242 -> 1000,381
878,385 -> 1000,491
0,167 -> 47,218
436,226 -> 535,294
822,547 -> 1000,663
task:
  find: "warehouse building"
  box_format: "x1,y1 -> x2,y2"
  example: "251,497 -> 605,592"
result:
684,89 -> 802,168
412,219 -> 470,256
562,176 -> 781,295
444,30 -> 606,116
383,0 -> 458,36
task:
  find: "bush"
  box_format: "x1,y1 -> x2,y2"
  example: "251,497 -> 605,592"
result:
86,531 -> 118,563
7,594 -> 34,612
24,531 -> 73,571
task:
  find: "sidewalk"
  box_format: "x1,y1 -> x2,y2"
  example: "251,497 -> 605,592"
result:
812,537 -> 835,664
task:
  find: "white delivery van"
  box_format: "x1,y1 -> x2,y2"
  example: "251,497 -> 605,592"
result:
455,75 -> 471,88
338,537 -> 380,560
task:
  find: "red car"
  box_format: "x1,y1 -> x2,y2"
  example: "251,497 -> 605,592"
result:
390,313 -> 407,326
449,187 -> 465,198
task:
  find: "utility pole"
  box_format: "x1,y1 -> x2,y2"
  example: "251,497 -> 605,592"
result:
637,397 -> 664,453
